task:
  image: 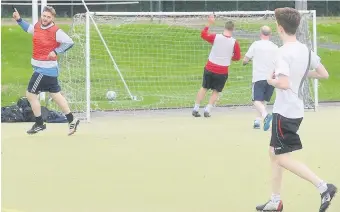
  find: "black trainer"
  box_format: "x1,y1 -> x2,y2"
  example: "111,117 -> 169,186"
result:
27,123 -> 46,134
256,200 -> 283,212
319,184 -> 337,212
192,110 -> 201,117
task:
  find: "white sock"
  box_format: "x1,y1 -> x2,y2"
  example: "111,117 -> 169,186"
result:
317,181 -> 328,194
262,111 -> 268,118
193,104 -> 200,111
204,104 -> 212,113
270,193 -> 281,203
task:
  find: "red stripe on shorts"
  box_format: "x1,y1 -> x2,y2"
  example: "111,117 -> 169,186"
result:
278,117 -> 284,139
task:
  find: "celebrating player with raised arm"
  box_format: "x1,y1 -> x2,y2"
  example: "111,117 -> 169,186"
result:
256,8 -> 337,212
192,15 -> 241,117
243,26 -> 278,130
13,6 -> 80,135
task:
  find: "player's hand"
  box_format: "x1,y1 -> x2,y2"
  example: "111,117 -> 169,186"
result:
47,51 -> 57,60
12,8 -> 21,21
267,72 -> 276,85
208,14 -> 215,25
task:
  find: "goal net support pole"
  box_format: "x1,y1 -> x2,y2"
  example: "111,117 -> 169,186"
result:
85,12 -> 91,122
312,10 -> 318,110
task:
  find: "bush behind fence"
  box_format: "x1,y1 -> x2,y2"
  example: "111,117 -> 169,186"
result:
2,1 -> 340,18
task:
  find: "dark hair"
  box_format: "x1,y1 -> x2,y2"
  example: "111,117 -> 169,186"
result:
225,21 -> 234,31
275,7 -> 301,35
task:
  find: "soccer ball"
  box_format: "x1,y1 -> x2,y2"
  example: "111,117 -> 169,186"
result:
106,91 -> 117,101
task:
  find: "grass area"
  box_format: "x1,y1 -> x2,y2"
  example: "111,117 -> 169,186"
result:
2,21 -> 340,112
207,17 -> 340,43
317,23 -> 340,43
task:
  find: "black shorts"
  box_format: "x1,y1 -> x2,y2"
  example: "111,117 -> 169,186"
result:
252,80 -> 274,102
270,113 -> 303,155
27,72 -> 61,94
202,69 -> 228,92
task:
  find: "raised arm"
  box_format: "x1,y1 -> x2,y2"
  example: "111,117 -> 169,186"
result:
54,29 -> 74,55
201,14 -> 216,44
13,8 -> 34,34
201,27 -> 216,44
17,19 -> 34,34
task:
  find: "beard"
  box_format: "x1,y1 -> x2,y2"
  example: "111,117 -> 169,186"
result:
41,19 -> 53,27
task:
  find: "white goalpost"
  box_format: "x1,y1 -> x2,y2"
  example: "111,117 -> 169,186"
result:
32,0 -> 47,102
59,10 -> 318,122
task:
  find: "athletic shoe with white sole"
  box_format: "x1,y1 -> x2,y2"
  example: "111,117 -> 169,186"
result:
256,200 -> 283,212
68,118 -> 80,136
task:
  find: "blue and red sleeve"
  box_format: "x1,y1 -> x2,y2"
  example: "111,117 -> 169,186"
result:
16,18 -> 33,34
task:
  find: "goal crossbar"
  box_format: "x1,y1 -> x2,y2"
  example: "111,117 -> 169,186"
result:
89,11 -> 314,16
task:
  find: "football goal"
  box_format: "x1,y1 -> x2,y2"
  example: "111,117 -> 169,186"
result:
58,11 -> 318,121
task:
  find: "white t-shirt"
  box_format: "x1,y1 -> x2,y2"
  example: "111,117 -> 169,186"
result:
273,41 -> 321,119
245,40 -> 278,82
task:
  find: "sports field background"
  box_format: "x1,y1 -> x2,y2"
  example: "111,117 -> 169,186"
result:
2,15 -> 340,212
2,16 -> 340,111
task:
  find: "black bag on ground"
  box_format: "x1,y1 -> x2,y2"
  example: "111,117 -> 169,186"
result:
2,97 -> 68,123
1,105 -> 25,122
17,97 -> 35,122
41,106 -> 68,123
17,97 -> 30,109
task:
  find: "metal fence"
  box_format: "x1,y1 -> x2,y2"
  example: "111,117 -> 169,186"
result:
2,1 -> 340,18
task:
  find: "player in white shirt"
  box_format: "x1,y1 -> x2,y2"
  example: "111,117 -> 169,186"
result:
243,26 -> 278,130
256,8 -> 337,212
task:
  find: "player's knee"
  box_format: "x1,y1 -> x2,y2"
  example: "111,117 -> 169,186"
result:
26,90 -> 37,100
275,153 -> 291,167
253,100 -> 264,107
199,87 -> 208,94
50,92 -> 62,99
212,89 -> 219,94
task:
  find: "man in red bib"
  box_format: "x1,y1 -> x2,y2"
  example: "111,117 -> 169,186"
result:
13,6 -> 79,135
192,15 -> 241,117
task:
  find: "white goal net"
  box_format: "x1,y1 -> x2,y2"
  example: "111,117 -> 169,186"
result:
58,11 -> 317,121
